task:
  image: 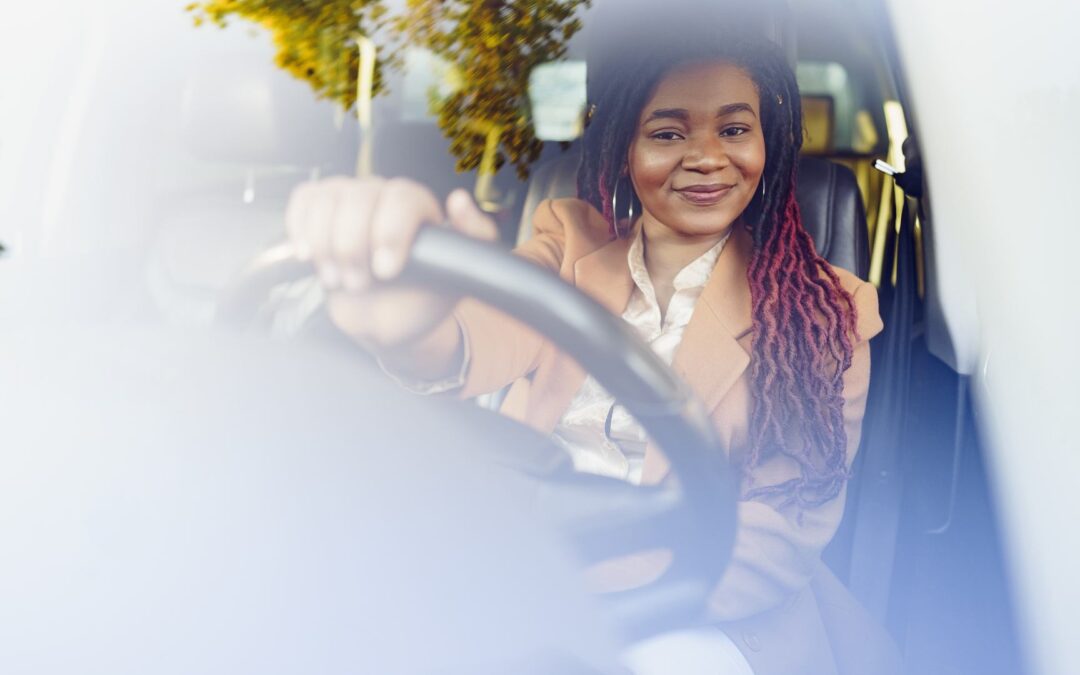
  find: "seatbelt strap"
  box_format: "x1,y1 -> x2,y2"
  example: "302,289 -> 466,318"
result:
847,184 -> 919,621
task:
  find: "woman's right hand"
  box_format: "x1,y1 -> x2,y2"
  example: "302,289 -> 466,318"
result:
285,177 -> 498,353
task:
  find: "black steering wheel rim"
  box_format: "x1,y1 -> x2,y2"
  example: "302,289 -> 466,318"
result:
218,226 -> 738,640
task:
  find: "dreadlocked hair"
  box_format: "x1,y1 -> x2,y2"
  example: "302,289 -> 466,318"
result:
577,39 -> 858,510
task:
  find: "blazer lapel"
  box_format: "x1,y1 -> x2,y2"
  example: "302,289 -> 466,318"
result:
527,234 -> 635,433
641,224 -> 754,484
572,235 -> 635,316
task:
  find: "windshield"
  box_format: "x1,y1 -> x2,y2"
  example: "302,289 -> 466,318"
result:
0,0 -> 894,330
3,3 -> 1048,675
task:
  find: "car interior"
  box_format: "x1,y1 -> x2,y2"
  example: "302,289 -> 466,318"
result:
125,0 -> 1026,672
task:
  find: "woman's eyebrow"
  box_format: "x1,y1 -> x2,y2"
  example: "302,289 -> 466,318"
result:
643,102 -> 757,123
716,102 -> 756,118
643,108 -> 690,123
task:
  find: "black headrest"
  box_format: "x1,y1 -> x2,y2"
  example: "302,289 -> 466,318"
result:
517,149 -> 870,281
795,156 -> 870,279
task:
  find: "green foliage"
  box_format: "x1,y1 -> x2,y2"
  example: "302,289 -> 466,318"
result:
187,1 -> 396,109
187,0 -> 590,178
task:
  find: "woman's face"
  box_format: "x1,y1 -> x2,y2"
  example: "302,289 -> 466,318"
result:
627,61 -> 766,240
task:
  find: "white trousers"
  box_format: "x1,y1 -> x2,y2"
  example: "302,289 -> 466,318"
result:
623,627 -> 756,675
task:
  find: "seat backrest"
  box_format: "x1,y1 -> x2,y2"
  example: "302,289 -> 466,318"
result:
516,148 -> 870,280
515,144 -> 584,247
795,156 -> 870,279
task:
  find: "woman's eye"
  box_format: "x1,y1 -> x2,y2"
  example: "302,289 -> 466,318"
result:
721,126 -> 750,137
650,130 -> 683,141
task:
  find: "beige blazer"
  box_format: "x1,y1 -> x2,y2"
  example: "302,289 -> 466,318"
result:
454,198 -> 887,674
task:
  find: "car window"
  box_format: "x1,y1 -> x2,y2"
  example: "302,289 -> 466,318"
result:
797,60 -> 883,154
528,60 -> 588,142
400,47 -> 461,123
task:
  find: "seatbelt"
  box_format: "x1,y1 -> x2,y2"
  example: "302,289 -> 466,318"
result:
846,146 -> 921,621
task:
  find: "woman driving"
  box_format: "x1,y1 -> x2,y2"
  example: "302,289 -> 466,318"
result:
285,36 -> 884,675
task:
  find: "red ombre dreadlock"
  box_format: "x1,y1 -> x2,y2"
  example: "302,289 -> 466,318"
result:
578,38 -> 859,508
745,182 -> 857,508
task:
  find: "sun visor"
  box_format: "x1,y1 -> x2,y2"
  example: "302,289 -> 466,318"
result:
583,0 -> 794,101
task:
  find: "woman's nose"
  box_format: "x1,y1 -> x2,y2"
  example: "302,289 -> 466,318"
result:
682,136 -> 729,172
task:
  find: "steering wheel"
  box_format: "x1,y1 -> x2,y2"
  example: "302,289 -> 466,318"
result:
218,226 -> 738,641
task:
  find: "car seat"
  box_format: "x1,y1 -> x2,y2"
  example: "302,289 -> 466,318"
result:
147,34 -> 358,326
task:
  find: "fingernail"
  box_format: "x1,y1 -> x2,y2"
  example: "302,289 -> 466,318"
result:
371,248 -> 398,279
342,268 -> 367,292
319,263 -> 341,289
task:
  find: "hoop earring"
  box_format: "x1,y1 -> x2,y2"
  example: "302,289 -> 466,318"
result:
760,178 -> 766,201
611,176 -> 635,238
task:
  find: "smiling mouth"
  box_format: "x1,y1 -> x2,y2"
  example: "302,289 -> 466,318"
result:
675,185 -> 734,205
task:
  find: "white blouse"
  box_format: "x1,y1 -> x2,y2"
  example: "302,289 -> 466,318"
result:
382,224 -> 730,485
551,226 -> 730,484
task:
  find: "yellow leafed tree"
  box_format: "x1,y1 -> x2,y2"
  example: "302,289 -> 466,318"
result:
187,0 -> 589,178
